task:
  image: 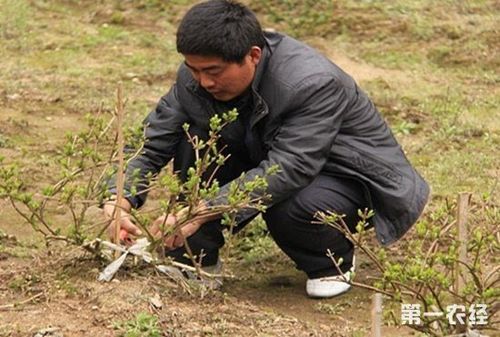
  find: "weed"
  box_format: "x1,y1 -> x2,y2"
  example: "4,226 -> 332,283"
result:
8,273 -> 41,292
0,135 -> 9,148
315,301 -> 351,315
114,312 -> 161,337
351,329 -> 367,337
54,273 -> 79,297
231,215 -> 278,264
110,12 -> 126,25
393,121 -> 418,136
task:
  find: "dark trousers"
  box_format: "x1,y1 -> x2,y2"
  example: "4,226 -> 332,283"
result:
167,127 -> 366,278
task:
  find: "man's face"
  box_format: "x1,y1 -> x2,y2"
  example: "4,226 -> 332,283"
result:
183,47 -> 261,101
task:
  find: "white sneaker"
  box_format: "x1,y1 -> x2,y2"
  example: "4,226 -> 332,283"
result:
306,261 -> 355,298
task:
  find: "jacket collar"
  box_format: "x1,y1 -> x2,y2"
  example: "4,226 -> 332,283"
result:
251,42 -> 270,92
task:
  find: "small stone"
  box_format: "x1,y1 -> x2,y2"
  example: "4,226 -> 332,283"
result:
7,93 -> 21,100
202,326 -> 214,334
33,327 -> 63,337
149,294 -> 162,309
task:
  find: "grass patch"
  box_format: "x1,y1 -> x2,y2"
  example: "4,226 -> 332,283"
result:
361,48 -> 425,70
114,312 -> 162,337
231,215 -> 278,264
0,0 -> 30,39
252,0 -> 499,73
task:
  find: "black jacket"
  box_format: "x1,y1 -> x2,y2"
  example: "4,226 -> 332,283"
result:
122,31 -> 430,246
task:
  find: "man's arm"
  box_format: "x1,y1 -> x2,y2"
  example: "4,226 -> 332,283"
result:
209,75 -> 350,223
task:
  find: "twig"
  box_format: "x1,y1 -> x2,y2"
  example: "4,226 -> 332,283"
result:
455,192 -> 471,293
326,249 -> 397,298
372,293 -> 382,337
0,292 -> 44,311
9,199 -> 50,237
484,265 -> 500,285
113,83 -> 126,255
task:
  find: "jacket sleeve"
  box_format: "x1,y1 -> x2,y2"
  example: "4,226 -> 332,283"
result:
209,75 -> 351,223
109,83 -> 189,208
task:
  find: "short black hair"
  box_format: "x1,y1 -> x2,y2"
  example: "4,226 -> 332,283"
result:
176,0 -> 265,63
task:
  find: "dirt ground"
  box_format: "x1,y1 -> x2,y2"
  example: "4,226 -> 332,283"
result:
0,236 -> 414,337
1,0 -> 498,336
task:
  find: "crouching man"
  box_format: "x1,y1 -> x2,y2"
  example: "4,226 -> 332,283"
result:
104,0 -> 429,298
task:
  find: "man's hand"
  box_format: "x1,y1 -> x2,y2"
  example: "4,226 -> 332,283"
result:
150,213 -> 202,250
150,213 -> 177,242
103,197 -> 142,242
150,201 -> 218,250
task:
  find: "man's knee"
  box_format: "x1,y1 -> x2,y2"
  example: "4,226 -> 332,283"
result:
264,184 -> 326,226
264,175 -> 366,229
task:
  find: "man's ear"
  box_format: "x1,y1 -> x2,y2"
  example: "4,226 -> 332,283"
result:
248,46 -> 262,65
